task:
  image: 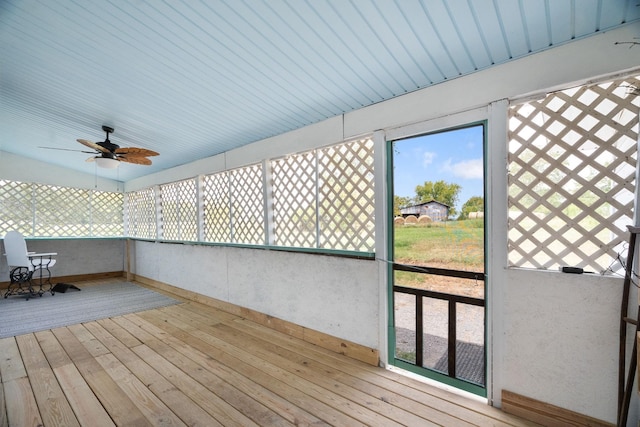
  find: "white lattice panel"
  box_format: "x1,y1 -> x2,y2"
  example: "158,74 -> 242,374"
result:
126,188 -> 157,239
91,191 -> 123,236
203,172 -> 231,243
230,164 -> 265,244
34,184 -> 91,237
0,180 -> 123,237
160,179 -> 197,241
318,137 -> 375,251
122,138 -> 374,253
508,75 -> 640,272
272,151 -> 317,247
0,180 -> 34,236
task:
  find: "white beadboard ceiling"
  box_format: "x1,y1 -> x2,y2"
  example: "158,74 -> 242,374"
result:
1,0 -> 639,182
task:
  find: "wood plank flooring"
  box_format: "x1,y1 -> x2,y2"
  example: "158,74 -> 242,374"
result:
0,280 -> 538,426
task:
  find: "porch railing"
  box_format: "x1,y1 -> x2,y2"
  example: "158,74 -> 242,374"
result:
393,263 -> 485,383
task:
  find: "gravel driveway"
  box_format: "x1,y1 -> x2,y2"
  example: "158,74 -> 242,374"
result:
394,292 -> 485,385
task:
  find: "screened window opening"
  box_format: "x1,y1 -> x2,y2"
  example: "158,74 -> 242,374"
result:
0,180 -> 123,238
271,137 -> 375,251
508,74 -> 640,273
160,179 -> 198,242
124,137 -> 375,253
125,188 -> 157,240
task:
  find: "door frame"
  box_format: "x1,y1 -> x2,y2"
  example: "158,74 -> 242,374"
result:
381,106 -> 497,398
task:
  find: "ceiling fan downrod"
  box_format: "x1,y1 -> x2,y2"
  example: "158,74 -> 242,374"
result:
99,125 -> 118,152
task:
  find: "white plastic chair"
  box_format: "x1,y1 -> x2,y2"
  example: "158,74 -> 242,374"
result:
3,231 -> 57,299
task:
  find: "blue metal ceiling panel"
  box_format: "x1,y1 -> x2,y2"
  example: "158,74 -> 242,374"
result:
547,1 -> 574,44
466,1 -> 510,65
520,0 -> 552,51
398,2 -> 456,80
426,0 -> 478,75
574,0 -> 601,36
354,1 -> 425,91
441,1 -> 492,71
0,0 -> 638,182
495,0 -> 530,57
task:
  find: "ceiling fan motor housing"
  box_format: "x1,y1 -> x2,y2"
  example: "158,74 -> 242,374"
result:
98,151 -> 117,159
97,140 -> 119,153
98,125 -> 119,152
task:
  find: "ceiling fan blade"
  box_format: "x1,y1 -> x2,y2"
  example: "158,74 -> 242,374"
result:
77,138 -> 109,153
118,155 -> 152,165
114,147 -> 159,156
39,146 -> 95,154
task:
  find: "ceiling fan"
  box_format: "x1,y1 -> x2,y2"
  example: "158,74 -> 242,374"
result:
41,125 -> 159,168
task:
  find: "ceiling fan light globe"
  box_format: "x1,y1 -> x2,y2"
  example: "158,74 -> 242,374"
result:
95,157 -> 120,169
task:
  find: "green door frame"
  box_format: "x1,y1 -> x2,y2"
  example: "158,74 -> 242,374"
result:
385,121 -> 488,397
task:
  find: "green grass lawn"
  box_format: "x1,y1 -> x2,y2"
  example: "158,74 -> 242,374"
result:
393,219 -> 485,296
393,219 -> 484,269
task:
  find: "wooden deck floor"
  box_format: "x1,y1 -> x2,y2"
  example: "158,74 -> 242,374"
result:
0,280 -> 538,427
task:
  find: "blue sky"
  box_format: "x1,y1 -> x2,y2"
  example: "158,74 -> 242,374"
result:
392,124 -> 484,212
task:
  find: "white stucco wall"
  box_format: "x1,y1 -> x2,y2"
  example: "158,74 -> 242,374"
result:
0,238 -> 124,279
131,240 -> 380,348
504,268 -> 629,422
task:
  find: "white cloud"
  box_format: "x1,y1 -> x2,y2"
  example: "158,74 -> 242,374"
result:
442,158 -> 483,179
422,151 -> 436,167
